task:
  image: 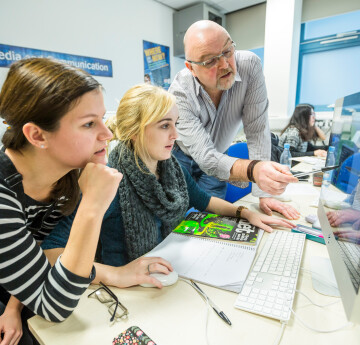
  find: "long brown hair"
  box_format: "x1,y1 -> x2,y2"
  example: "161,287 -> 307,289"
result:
281,104 -> 316,141
0,58 -> 102,215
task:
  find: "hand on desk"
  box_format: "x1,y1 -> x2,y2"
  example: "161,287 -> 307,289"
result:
241,208 -> 296,233
333,229 -> 360,243
0,302 -> 23,345
101,256 -> 174,289
259,197 -> 300,220
314,149 -> 327,157
327,209 -> 360,228
253,161 -> 298,195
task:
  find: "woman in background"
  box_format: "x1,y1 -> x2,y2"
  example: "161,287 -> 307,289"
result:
278,103 -> 327,157
42,84 -> 295,290
0,58 -> 122,345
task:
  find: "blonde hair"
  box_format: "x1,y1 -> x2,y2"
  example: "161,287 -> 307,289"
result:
108,84 -> 176,169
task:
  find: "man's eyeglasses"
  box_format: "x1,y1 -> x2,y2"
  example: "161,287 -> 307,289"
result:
187,41 -> 236,69
88,281 -> 128,322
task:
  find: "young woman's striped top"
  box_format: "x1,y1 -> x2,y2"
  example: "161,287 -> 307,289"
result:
0,148 -> 95,322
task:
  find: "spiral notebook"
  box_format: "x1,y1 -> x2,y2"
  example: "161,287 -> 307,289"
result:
145,230 -> 263,293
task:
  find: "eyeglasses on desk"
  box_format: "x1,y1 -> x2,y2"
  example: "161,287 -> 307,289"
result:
88,281 -> 128,322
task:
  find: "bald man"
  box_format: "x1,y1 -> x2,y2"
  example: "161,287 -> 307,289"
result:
169,20 -> 300,220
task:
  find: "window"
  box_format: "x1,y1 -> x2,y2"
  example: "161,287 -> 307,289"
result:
296,10 -> 360,111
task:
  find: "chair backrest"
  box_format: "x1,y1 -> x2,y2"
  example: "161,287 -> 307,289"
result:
225,142 -> 252,203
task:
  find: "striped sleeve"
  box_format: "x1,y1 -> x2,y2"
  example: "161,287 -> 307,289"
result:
278,127 -> 308,153
279,127 -> 301,150
0,182 -> 95,322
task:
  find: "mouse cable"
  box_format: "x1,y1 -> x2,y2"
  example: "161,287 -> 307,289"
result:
300,267 -> 339,290
295,289 -> 340,308
291,270 -> 352,332
180,278 -> 212,345
273,321 -> 287,345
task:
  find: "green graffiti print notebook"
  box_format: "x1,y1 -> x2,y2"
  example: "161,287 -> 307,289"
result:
172,212 -> 260,245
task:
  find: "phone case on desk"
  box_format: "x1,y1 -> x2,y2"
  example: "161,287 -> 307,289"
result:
113,326 -> 157,345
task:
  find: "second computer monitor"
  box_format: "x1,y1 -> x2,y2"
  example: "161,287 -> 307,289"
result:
318,91 -> 360,324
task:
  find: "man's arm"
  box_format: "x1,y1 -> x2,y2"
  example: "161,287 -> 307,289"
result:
240,54 -> 271,197
237,54 -> 299,218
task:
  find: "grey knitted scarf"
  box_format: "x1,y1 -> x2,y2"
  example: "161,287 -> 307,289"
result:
108,142 -> 189,262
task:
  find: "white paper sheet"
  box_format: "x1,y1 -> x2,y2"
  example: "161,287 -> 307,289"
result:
146,232 -> 263,293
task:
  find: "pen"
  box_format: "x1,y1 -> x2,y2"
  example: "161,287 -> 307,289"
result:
190,280 -> 232,326
300,230 -> 324,238
295,227 -> 324,238
293,165 -> 340,178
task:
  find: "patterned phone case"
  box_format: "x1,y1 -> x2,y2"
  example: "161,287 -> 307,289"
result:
112,326 -> 157,345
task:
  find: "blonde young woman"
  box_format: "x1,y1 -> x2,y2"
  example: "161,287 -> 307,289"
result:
42,84 -> 295,290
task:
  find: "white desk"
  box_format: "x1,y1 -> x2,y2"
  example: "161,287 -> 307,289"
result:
28,168 -> 360,345
291,156 -> 326,166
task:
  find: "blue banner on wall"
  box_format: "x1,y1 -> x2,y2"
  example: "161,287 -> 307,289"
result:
143,40 -> 170,90
0,44 -> 113,77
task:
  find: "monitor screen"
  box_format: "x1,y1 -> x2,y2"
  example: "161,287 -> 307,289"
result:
318,91 -> 360,323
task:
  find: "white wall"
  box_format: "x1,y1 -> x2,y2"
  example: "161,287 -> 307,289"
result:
226,3 -> 266,50
302,0 -> 360,22
226,0 -> 360,132
227,0 -> 360,51
264,0 -> 303,118
0,0 -> 185,113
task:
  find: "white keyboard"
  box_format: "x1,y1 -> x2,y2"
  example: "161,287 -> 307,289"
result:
235,231 -> 306,322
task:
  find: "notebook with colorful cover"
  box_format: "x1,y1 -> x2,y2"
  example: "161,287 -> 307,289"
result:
172,212 -> 260,245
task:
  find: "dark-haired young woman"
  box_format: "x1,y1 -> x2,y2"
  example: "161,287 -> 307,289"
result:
0,58 -> 122,344
278,104 -> 327,157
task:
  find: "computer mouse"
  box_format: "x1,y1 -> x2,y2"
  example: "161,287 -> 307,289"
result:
140,270 -> 179,288
305,214 -> 318,224
312,219 -> 322,230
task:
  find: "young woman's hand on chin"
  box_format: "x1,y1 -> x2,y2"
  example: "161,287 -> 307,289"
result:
241,209 -> 296,233
79,163 -> 123,214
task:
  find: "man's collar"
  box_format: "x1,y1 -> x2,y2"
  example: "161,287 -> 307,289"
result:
235,70 -> 241,82
194,77 -> 202,96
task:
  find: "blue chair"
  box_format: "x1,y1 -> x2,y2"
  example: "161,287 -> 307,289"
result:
185,207 -> 198,216
225,142 -> 252,203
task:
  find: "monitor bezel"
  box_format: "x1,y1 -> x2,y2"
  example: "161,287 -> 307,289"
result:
318,199 -> 360,323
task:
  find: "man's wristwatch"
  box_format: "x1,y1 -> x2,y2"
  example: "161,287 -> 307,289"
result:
236,206 -> 248,219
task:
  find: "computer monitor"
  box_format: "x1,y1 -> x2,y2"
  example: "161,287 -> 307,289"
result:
318,91 -> 360,323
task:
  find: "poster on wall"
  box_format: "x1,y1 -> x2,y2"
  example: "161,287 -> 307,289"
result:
0,43 -> 113,77
143,40 -> 170,90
